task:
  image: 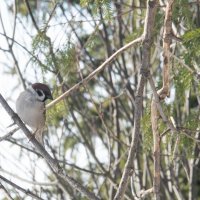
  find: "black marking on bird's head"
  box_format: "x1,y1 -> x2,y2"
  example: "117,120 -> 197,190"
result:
32,83 -> 53,102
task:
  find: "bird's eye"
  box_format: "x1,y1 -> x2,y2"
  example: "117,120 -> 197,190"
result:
36,89 -> 43,97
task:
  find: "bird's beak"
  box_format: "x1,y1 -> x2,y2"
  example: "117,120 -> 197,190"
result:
47,94 -> 53,100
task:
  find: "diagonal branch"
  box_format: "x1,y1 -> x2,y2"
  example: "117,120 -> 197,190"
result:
0,93 -> 100,200
46,37 -> 142,109
24,0 -> 40,32
0,127 -> 19,142
0,182 -> 14,200
0,175 -> 43,200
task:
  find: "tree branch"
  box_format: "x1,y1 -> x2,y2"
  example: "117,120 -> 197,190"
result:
0,127 -> 19,142
24,0 -> 40,32
0,175 -> 43,200
0,12 -> 26,89
0,93 -> 100,200
46,37 -> 142,109
0,182 -> 14,200
151,99 -> 161,200
113,1 -> 159,199
139,187 -> 154,199
150,2 -> 174,198
158,0 -> 174,99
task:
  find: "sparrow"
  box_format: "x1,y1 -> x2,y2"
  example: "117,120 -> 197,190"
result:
16,83 -> 53,145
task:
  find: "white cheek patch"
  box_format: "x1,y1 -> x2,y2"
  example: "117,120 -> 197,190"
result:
29,86 -> 46,102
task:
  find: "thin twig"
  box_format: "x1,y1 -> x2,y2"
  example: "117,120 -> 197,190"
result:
6,138 -> 41,156
148,76 -> 176,132
10,0 -> 17,48
139,187 -> 154,199
0,127 -> 19,142
0,13 -> 26,89
0,175 -> 43,200
24,0 -> 40,31
43,2 -> 59,32
0,182 -> 14,200
0,167 -> 57,186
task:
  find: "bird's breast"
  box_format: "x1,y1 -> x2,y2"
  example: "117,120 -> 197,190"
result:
16,91 -> 45,130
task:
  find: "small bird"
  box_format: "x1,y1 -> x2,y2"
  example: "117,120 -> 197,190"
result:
16,83 -> 53,145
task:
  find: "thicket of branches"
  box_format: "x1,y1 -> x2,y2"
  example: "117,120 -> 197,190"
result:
0,0 -> 200,199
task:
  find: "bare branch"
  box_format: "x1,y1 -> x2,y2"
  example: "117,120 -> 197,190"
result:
24,0 -> 39,31
0,182 -> 14,200
148,76 -> 176,132
113,1 -> 159,199
139,187 -> 154,199
0,127 -> 19,142
0,93 -> 100,200
150,2 -> 174,199
151,99 -> 161,200
0,13 -> 26,89
158,0 -> 174,99
0,167 -> 57,186
10,0 -> 17,47
0,175 -> 43,200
